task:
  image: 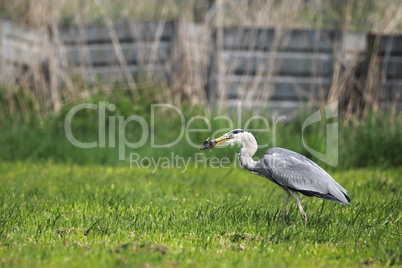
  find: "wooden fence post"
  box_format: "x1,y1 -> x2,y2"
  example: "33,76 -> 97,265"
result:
48,21 -> 62,112
207,0 -> 225,108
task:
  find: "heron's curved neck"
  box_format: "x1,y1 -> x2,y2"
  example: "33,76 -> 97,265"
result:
238,133 -> 259,171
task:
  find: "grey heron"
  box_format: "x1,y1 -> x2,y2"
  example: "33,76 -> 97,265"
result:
201,129 -> 350,223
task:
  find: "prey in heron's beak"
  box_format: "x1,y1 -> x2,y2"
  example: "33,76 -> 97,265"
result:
200,135 -> 231,151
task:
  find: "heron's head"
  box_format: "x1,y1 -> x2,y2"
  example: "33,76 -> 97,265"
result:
200,129 -> 258,151
213,129 -> 244,146
212,129 -> 256,147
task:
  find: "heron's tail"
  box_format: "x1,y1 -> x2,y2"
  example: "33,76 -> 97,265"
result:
344,194 -> 351,204
298,189 -> 350,205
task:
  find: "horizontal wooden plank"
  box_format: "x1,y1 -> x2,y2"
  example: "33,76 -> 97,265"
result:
57,21 -> 174,44
62,42 -> 170,66
220,75 -> 331,101
220,77 -> 401,102
368,34 -> 402,55
221,27 -> 336,52
376,56 -> 402,79
66,65 -> 169,83
1,20 -> 46,44
221,51 -> 333,76
225,99 -> 303,108
224,99 -> 305,117
2,37 -> 47,64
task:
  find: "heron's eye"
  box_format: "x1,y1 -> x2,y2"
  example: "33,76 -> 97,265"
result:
229,134 -> 234,139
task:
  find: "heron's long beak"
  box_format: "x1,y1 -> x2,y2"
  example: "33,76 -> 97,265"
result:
212,135 -> 230,146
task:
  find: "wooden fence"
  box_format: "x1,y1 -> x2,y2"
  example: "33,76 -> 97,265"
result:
0,19 -> 401,113
367,34 -> 402,99
55,21 -> 175,83
0,21 -> 49,86
208,28 -> 338,112
208,27 -> 402,113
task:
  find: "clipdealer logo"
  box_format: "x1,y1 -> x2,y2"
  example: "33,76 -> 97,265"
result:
64,101 -> 338,168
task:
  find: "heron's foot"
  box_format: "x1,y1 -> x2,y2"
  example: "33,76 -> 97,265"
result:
301,213 -> 307,224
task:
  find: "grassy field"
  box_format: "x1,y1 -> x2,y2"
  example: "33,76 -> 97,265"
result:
0,94 -> 401,266
0,0 -> 401,266
0,161 -> 400,267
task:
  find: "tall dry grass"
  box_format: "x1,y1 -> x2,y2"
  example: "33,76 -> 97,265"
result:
0,0 -> 401,120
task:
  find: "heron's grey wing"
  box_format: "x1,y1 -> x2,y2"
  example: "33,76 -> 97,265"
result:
256,148 -> 350,205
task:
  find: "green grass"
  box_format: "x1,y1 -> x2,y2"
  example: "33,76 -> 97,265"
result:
0,161 -> 400,267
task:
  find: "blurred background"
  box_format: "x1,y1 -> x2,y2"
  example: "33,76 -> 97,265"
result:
0,0 -> 401,168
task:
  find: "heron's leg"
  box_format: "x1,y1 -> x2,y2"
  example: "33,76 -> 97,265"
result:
288,189 -> 307,224
280,187 -> 290,222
